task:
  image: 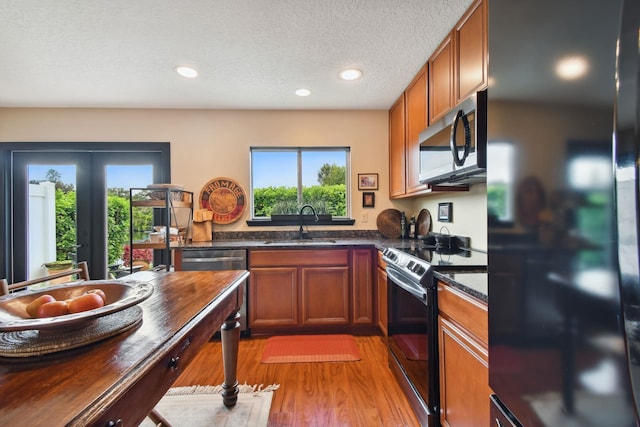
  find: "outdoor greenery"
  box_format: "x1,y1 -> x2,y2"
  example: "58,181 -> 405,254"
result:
254,162 -> 347,217
254,184 -> 346,217
317,164 -> 346,186
34,169 -> 152,265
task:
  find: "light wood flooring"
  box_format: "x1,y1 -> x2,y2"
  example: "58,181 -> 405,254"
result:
173,334 -> 420,426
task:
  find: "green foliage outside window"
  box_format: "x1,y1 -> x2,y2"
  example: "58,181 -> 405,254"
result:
54,189 -> 77,261
53,188 -> 151,265
253,184 -> 346,217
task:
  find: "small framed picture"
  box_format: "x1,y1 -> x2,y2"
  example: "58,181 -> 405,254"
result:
358,173 -> 379,190
362,192 -> 375,208
438,202 -> 453,222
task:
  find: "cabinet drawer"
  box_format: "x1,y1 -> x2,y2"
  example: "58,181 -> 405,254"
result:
250,249 -> 349,267
438,282 -> 487,344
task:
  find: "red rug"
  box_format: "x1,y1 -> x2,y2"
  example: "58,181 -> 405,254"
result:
261,334 -> 361,363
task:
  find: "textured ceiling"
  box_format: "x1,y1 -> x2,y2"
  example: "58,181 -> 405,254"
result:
0,0 -> 473,110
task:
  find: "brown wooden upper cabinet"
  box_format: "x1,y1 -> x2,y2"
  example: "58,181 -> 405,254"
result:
389,0 -> 486,199
389,66 -> 428,199
455,0 -> 488,104
405,66 -> 429,195
388,94 -> 406,198
429,0 -> 487,124
428,33 -> 454,124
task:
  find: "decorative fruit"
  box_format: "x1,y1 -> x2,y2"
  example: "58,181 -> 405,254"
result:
85,289 -> 107,303
26,294 -> 56,318
37,301 -> 70,318
67,293 -> 105,314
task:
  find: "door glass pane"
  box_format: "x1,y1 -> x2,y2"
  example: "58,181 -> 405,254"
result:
27,165 -> 77,280
106,165 -> 153,277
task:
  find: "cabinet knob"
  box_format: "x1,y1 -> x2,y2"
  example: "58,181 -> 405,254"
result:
106,419 -> 123,427
168,356 -> 180,370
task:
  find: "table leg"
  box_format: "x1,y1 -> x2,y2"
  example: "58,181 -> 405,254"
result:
220,310 -> 240,407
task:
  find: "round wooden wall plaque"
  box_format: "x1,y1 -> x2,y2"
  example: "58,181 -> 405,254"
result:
199,177 -> 246,224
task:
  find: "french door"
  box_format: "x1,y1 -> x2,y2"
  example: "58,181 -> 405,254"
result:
5,143 -> 170,281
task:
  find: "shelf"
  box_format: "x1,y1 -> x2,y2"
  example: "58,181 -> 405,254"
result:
131,242 -> 187,250
131,200 -> 192,208
129,187 -> 193,272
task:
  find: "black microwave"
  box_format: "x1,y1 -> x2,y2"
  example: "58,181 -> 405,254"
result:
419,90 -> 487,186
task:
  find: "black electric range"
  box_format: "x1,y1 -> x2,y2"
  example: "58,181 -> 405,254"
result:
393,235 -> 487,272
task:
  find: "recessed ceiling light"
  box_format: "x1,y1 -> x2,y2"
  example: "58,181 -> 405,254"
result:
339,68 -> 362,81
176,66 -> 198,78
295,88 -> 311,97
555,56 -> 588,80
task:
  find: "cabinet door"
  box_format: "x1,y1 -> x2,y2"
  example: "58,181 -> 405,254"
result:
250,267 -> 298,326
429,33 -> 454,124
455,0 -> 487,103
352,248 -> 374,324
301,266 -> 349,325
389,94 -> 406,198
405,66 -> 429,195
439,315 -> 491,427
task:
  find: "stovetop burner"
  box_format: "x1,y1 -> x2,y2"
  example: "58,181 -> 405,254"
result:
392,234 -> 488,272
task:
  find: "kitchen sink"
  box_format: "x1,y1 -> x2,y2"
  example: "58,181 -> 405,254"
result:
263,239 -> 337,245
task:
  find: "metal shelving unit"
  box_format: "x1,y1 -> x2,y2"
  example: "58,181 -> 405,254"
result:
129,187 -> 193,272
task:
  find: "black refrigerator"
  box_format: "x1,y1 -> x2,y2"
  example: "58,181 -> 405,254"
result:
488,0 -> 640,426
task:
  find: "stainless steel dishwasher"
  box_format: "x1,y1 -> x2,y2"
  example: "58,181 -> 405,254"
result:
175,248 -> 249,336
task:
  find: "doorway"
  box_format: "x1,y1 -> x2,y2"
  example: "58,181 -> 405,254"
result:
2,143 -> 170,281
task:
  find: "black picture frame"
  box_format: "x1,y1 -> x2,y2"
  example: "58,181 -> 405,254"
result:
438,202 -> 453,222
362,192 -> 375,208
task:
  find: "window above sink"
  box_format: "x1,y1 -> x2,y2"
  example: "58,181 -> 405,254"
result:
248,147 -> 354,226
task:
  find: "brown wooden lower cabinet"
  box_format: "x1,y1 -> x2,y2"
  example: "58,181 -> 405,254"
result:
438,281 -> 491,427
301,266 -> 349,325
248,248 -> 375,334
376,250 -> 388,336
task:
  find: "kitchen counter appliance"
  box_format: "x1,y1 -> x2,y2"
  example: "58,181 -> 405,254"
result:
399,234 -> 488,272
383,234 -> 487,425
419,90 -> 487,186
488,0 -> 639,425
175,248 -> 249,336
382,247 -> 436,426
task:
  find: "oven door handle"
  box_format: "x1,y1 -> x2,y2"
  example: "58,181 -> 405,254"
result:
386,269 -> 427,302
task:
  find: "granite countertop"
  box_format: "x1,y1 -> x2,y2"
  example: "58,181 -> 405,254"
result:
435,271 -> 488,303
177,230 -> 412,252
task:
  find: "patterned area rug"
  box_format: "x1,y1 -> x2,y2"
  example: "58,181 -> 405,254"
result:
139,383 -> 279,427
260,334 -> 361,363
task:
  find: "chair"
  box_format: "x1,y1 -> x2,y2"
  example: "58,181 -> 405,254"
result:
0,261 -> 90,296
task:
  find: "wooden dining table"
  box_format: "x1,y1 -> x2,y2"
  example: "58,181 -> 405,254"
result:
0,269 -> 249,427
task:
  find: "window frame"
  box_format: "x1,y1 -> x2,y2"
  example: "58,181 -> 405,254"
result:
248,146 -> 354,226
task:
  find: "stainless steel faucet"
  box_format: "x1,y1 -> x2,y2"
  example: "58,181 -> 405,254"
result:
297,204 -> 319,239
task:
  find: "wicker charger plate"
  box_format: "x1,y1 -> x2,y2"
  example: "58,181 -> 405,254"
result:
376,209 -> 402,238
0,306 -> 142,358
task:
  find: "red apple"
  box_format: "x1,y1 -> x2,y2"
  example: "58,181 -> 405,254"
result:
67,293 -> 105,314
26,294 -> 56,318
37,300 -> 69,318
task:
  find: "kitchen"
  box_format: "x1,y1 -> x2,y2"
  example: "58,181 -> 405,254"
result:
1,0 -> 639,426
